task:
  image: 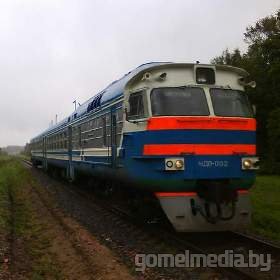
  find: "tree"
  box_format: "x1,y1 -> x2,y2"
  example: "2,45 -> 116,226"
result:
212,10 -> 280,172
0,148 -> 7,156
211,48 -> 243,66
267,109 -> 280,173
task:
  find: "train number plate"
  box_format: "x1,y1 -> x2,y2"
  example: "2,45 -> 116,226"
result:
198,160 -> 229,168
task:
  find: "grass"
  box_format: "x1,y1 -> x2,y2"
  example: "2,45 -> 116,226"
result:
0,157 -> 21,231
250,175 -> 280,242
0,156 -> 62,279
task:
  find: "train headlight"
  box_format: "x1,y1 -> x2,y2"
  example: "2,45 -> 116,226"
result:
243,159 -> 252,169
241,157 -> 260,170
165,158 -> 184,171
195,67 -> 215,85
175,160 -> 184,169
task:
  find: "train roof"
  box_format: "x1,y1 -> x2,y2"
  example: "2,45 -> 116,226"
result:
31,62 -> 248,141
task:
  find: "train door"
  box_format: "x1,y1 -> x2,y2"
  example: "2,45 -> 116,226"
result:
110,109 -> 117,168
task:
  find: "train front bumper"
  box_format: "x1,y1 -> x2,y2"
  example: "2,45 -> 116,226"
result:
155,190 -> 251,232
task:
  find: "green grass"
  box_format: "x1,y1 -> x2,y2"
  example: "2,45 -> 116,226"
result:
0,156 -> 62,279
250,175 -> 280,241
0,157 -> 22,231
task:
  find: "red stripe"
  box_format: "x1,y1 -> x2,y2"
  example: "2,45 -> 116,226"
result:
143,144 -> 256,156
238,190 -> 249,194
155,192 -> 197,197
156,190 -> 248,198
147,116 -> 256,131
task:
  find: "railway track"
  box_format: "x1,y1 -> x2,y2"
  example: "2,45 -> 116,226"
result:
101,203 -> 280,280
22,159 -> 280,279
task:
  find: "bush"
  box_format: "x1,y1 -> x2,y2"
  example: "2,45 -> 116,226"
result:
266,108 -> 280,174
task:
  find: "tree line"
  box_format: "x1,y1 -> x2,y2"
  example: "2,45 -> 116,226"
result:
211,10 -> 280,174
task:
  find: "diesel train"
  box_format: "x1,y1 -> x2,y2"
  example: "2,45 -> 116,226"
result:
30,62 -> 259,232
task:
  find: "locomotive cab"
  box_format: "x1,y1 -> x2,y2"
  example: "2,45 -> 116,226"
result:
123,63 -> 258,231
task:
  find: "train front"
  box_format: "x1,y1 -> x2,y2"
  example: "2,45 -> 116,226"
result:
122,63 -> 259,232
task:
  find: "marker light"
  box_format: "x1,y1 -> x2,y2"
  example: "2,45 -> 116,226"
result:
166,160 -> 173,168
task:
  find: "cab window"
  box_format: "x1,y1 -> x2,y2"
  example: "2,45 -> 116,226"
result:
210,88 -> 253,117
151,87 -> 209,116
128,90 -> 147,119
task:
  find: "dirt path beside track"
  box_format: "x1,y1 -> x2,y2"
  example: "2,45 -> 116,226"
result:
0,160 -> 135,280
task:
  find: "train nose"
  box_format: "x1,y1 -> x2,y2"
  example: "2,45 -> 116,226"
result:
155,190 -> 251,232
196,179 -> 237,204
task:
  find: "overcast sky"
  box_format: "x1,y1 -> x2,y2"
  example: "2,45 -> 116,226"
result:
0,0 -> 279,146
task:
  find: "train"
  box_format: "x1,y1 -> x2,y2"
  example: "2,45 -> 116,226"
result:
30,62 -> 259,232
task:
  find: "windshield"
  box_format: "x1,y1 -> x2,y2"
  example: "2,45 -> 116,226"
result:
210,89 -> 253,117
151,87 -> 209,116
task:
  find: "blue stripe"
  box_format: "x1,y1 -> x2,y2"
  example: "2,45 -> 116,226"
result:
124,130 -> 256,145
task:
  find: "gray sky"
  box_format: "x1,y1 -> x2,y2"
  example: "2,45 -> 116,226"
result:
0,0 -> 279,146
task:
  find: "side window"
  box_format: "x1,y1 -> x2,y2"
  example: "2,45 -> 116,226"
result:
128,90 -> 147,120
102,117 -> 107,146
64,131 -> 67,149
78,126 -> 82,148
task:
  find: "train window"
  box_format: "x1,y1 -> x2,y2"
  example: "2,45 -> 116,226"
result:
60,139 -> 63,149
210,89 -> 253,118
128,90 -> 147,120
78,126 -> 82,147
106,113 -> 110,123
151,87 -> 209,116
117,108 -> 123,121
196,67 -> 215,84
102,117 -> 107,146
62,134 -> 64,149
